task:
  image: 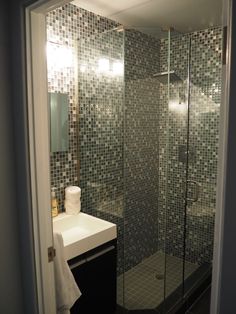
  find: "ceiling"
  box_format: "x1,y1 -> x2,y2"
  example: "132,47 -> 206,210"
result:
72,0 -> 222,38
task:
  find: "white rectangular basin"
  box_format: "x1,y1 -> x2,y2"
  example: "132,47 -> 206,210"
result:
53,212 -> 117,260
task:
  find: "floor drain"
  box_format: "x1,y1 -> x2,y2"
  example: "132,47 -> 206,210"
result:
155,273 -> 164,280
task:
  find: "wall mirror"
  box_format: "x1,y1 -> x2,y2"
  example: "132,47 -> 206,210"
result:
49,92 -> 69,152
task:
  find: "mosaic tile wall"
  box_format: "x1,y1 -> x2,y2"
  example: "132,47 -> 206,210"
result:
47,4 -> 125,275
158,28 -> 222,265
47,5 -> 122,212
123,29 -> 160,271
47,3 -> 222,275
47,5 -> 80,212
77,26 -> 123,217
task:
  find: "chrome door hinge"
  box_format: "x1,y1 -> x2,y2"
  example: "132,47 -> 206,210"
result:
48,246 -> 56,262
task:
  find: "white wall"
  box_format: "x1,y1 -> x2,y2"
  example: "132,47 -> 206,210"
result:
0,1 -> 24,313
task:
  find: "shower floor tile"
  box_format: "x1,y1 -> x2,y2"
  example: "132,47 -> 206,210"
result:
117,251 -> 198,310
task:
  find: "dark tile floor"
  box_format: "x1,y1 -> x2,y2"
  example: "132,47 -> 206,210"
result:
115,286 -> 211,314
186,287 -> 211,314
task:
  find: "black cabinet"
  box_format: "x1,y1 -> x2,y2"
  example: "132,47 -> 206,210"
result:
69,240 -> 117,314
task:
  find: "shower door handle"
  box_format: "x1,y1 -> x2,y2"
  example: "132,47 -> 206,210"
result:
186,180 -> 200,202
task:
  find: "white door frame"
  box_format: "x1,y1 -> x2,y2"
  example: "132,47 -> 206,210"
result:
25,0 -> 70,313
210,0 -> 231,311
211,0 -> 236,313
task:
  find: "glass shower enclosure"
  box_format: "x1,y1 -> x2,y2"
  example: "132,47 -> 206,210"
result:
77,20 -> 222,313
121,27 -> 221,312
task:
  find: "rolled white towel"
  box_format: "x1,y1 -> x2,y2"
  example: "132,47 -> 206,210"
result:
65,186 -> 81,202
64,199 -> 81,215
64,197 -> 80,205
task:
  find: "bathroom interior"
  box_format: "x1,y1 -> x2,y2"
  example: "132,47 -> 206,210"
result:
47,0 -> 223,312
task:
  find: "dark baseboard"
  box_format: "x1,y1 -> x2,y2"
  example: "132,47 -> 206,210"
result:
115,304 -> 156,313
128,310 -> 157,314
156,263 -> 212,314
175,274 -> 211,314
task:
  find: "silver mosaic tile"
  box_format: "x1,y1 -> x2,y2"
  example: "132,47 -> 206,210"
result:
47,3 -> 222,283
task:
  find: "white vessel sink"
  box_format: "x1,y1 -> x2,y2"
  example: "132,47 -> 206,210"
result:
53,212 -> 117,260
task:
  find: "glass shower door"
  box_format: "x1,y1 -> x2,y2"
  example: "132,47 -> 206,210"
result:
164,26 -> 222,309
183,27 -> 222,294
161,31 -> 191,311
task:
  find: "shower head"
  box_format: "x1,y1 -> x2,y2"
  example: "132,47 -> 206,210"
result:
160,26 -> 175,32
153,71 -> 182,84
101,25 -> 125,34
114,25 -> 125,32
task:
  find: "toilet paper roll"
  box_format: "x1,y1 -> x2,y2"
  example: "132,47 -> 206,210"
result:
65,186 -> 81,201
64,199 -> 81,215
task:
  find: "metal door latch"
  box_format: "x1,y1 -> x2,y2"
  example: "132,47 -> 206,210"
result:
48,246 -> 56,262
